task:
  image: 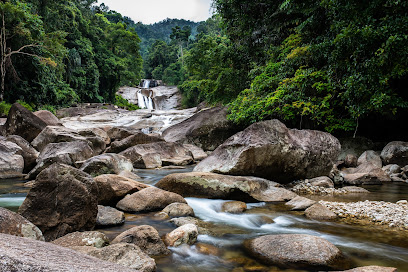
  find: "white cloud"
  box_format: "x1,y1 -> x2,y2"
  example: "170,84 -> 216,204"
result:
97,0 -> 213,24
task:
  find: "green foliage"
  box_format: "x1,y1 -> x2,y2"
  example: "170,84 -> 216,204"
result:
114,94 -> 139,111
0,101 -> 12,117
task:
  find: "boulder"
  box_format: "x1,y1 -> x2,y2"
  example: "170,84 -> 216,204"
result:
26,141 -> 94,180
34,110 -> 62,126
93,174 -> 148,205
305,203 -> 337,220
285,196 -> 316,211
96,205 -> 125,227
31,126 -> 106,155
106,132 -> 164,153
0,140 -> 24,179
357,151 -> 382,168
72,243 -> 156,272
3,103 -> 47,142
169,216 -> 213,235
221,201 -> 247,213
120,142 -> 193,169
162,106 -> 243,151
80,127 -> 111,146
111,225 -> 170,256
161,203 -> 195,217
18,163 -> 99,241
381,141 -> 408,166
5,135 -> 39,172
382,164 -> 401,176
163,224 -> 198,247
194,120 -> 341,183
339,266 -> 397,272
183,144 -> 208,161
308,176 -> 334,188
156,172 -> 297,202
51,231 -> 109,248
107,126 -> 142,141
0,207 -> 44,240
116,187 -> 186,213
245,234 -> 346,270
0,233 -> 135,272
80,153 -> 134,177
338,137 -> 376,160
344,154 -> 358,168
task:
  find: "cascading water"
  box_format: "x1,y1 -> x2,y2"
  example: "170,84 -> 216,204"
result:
143,79 -> 150,89
137,80 -> 154,110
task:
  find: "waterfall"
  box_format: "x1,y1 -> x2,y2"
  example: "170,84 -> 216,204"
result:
137,90 -> 154,110
143,80 -> 150,89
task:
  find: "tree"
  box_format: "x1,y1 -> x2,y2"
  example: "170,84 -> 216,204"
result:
170,25 -> 191,66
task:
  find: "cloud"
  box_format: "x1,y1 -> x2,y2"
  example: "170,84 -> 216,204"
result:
97,0 -> 213,24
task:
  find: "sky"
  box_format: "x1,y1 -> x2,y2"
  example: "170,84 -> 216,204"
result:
97,0 -> 214,24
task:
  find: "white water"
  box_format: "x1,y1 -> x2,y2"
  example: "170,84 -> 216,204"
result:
137,90 -> 154,110
143,79 -> 150,89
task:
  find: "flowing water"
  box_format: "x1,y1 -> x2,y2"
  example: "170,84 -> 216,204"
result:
2,170 -> 408,272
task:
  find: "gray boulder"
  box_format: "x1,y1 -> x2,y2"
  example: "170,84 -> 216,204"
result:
96,205 -> 125,227
106,132 -> 164,153
0,140 -> 24,179
183,144 -> 208,161
5,135 -> 39,172
80,153 -> 134,177
305,203 -> 337,220
34,110 -> 62,126
51,231 -> 109,248
107,126 -> 142,141
194,120 -> 340,183
381,141 -> 408,166
0,207 -> 44,240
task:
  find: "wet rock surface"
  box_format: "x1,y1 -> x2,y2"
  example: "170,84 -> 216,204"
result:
163,223 -> 198,247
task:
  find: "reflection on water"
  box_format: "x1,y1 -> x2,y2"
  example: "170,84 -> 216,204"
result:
135,165 -> 195,185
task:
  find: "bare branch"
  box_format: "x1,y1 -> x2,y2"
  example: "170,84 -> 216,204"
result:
6,44 -> 42,57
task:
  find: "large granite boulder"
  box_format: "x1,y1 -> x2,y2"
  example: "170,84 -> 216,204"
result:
194,120 -> 341,183
80,154 -> 134,177
31,126 -> 106,155
162,106 -> 243,151
96,205 -> 125,227
51,231 -> 109,248
34,110 -> 62,126
5,135 -> 39,172
116,187 -> 186,213
381,141 -> 408,166
106,132 -> 164,153
112,225 -> 170,256
156,172 -> 297,202
93,174 -> 149,205
26,141 -> 94,180
0,207 -> 44,240
19,163 -> 99,241
245,234 -> 346,270
120,142 -> 193,169
3,103 -> 47,142
0,140 -> 24,179
0,233 -> 135,272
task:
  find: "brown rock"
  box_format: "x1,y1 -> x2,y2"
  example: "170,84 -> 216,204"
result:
107,126 -> 142,141
308,176 -> 334,188
106,132 -> 164,153
339,266 -> 397,272
357,151 -> 382,168
285,196 -> 316,211
221,201 -> 247,213
0,207 -> 44,240
163,224 -> 198,247
344,154 -> 358,168
51,231 -> 109,248
111,225 -> 170,256
161,202 -> 195,217
305,203 -> 337,220
116,187 -> 186,213
18,163 -> 99,241
34,110 -> 62,126
96,205 -> 125,226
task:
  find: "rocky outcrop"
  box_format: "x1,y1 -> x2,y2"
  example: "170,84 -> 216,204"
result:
163,224 -> 198,247
156,172 -> 297,202
305,203 -> 338,220
116,187 -> 186,213
93,174 -> 148,205
111,225 -> 170,256
0,207 -> 44,240
221,201 -> 247,213
0,140 -> 24,179
96,205 -> 125,227
162,106 -> 243,151
381,141 -> 408,166
19,164 -> 99,241
194,120 -> 341,183
51,231 -> 109,248
106,132 -> 164,153
245,234 -> 346,270
34,110 -> 62,126
72,243 -> 156,272
0,233 -> 135,272
5,135 -> 39,172
120,142 -> 193,169
80,153 -> 134,177
161,203 -> 195,217
3,103 -> 47,142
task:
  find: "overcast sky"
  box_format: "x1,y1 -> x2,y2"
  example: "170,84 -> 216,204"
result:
97,0 -> 214,24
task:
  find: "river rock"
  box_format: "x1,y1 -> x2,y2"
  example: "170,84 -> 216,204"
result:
381,141 -> 408,166
305,203 -> 337,220
120,142 -> 193,169
3,103 -> 47,142
163,224 -> 198,247
5,135 -> 39,172
0,140 -> 24,179
162,106 -> 243,151
18,163 -> 98,241
94,174 -> 148,205
308,176 -> 334,188
339,266 -> 397,272
161,202 -> 195,217
382,164 -> 401,176
26,141 -> 94,180
194,119 -> 341,183
116,187 -> 186,213
96,205 -> 125,226
221,201 -> 247,213
0,233 -> 135,272
52,231 -> 109,248
34,110 -> 62,126
107,126 -> 143,141
344,154 -> 358,168
357,151 -> 383,168
0,207 -> 44,240
73,243 -> 156,272
106,132 -> 164,153
183,144 -> 208,161
31,126 -> 106,155
156,172 -> 297,202
285,196 -> 316,211
169,216 -> 214,235
245,234 -> 345,270
111,225 -> 170,256
80,153 -> 134,177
